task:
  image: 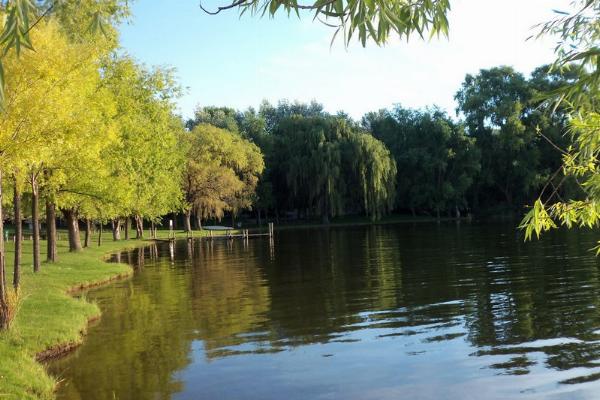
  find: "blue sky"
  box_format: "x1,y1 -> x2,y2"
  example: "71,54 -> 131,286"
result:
119,0 -> 572,120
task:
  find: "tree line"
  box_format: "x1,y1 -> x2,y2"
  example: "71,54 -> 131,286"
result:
0,22 -> 579,330
0,0 -> 596,334
182,63 -> 575,224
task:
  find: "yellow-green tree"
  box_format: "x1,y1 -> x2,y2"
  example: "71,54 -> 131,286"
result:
0,19 -> 111,302
182,124 -> 264,230
100,56 -> 185,239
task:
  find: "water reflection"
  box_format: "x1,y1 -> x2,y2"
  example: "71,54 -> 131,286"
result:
50,224 -> 600,399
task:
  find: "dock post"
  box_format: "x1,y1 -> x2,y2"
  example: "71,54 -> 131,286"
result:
268,223 -> 274,239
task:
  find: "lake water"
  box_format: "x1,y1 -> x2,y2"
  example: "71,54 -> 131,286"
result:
48,223 -> 600,399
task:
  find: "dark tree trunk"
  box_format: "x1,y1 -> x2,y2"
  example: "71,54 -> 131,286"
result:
13,183 -> 22,289
98,222 -> 103,246
84,219 -> 91,248
62,208 -> 82,252
125,217 -> 130,240
45,200 -> 57,262
231,213 -> 235,229
184,210 -> 192,232
0,170 -> 8,329
135,215 -> 143,239
112,219 -> 121,241
30,172 -> 40,273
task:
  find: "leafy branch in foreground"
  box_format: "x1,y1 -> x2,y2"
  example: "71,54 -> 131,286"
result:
0,0 -> 129,106
533,0 -> 600,110
200,0 -> 451,46
521,1 -> 600,244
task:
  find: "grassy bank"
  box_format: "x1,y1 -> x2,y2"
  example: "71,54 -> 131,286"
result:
0,234 -> 151,400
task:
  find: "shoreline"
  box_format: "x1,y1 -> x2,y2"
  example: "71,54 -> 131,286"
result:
0,238 -> 151,400
37,271 -> 134,364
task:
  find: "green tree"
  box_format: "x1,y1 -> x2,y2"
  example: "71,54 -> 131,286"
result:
456,67 -> 544,209
365,107 -> 479,217
186,106 -> 240,133
101,56 -> 185,239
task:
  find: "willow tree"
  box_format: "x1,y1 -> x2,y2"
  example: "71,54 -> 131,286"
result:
520,1 -> 600,242
344,133 -> 397,220
182,123 -> 264,230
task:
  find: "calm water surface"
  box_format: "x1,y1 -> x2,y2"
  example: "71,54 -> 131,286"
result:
48,223 -> 600,399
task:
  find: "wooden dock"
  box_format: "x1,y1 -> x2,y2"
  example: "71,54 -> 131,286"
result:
157,223 -> 274,242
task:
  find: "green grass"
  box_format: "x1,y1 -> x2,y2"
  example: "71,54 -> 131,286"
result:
0,228 -> 171,400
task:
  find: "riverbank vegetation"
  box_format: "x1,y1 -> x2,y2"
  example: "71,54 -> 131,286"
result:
0,236 -> 140,399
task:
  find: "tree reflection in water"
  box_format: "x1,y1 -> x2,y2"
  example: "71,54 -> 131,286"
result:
50,224 -> 600,399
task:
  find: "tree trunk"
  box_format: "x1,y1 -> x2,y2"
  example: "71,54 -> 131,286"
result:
45,200 -> 57,262
135,215 -> 143,239
150,221 -> 155,239
195,213 -> 202,230
84,219 -> 91,248
62,208 -> 82,252
98,222 -> 103,246
125,217 -> 130,240
0,170 -> 8,329
184,210 -> 192,232
112,219 -> 121,241
30,172 -> 41,273
13,183 -> 22,289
